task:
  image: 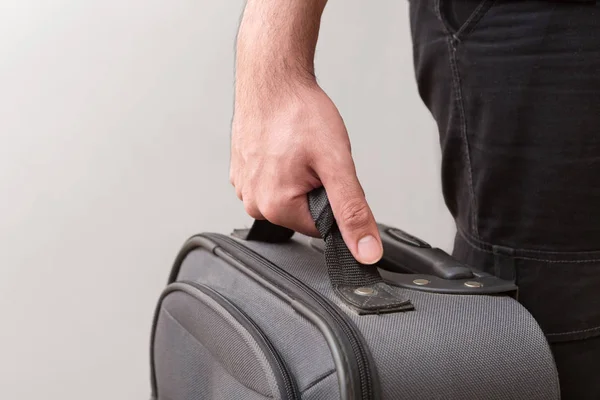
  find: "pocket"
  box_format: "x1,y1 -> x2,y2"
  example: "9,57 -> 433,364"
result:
437,0 -> 497,39
515,257 -> 600,343
454,232 -> 600,343
151,281 -> 299,400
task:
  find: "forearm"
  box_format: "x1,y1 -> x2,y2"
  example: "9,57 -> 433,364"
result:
231,1 -> 382,262
235,0 -> 328,99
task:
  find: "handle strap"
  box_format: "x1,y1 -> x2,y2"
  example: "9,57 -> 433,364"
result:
239,188 -> 413,314
308,187 -> 382,286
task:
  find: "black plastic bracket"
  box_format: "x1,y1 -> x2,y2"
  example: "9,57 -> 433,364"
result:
309,235 -> 519,299
378,270 -> 518,299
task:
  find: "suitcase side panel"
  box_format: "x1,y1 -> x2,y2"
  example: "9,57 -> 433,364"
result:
154,285 -> 289,400
241,234 -> 561,400
175,247 -> 341,399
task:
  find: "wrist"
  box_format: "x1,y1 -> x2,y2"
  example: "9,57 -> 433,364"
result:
235,54 -> 317,109
236,42 -> 316,83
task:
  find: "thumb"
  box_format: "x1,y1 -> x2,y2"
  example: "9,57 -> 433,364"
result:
316,156 -> 383,265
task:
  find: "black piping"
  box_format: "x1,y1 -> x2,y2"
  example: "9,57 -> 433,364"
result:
150,234 -> 379,400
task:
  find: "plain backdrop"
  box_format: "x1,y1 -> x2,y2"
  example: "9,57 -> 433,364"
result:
0,1 -> 453,399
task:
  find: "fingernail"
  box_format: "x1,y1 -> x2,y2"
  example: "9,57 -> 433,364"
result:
357,235 -> 383,265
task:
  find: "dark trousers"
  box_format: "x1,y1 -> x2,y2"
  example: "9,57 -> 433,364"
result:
409,1 -> 600,398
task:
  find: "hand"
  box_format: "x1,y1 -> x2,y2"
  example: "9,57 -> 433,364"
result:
230,81 -> 383,265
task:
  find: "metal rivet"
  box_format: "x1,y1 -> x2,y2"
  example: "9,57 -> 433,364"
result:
413,279 -> 430,286
464,281 -> 483,288
354,287 -> 375,296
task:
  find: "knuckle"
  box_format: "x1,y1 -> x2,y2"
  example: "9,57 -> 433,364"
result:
243,202 -> 261,219
260,204 -> 280,223
236,184 -> 245,200
260,197 -> 286,223
339,199 -> 371,230
316,154 -> 354,180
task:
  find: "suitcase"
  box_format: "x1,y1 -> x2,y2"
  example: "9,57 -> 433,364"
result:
149,188 -> 560,400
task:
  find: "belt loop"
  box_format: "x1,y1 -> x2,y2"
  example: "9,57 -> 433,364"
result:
492,245 -> 516,282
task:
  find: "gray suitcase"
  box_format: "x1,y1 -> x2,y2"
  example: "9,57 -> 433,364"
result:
150,189 -> 560,400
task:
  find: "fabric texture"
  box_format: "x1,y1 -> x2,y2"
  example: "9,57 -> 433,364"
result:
307,188 -> 412,313
410,1 -> 600,398
154,306 -> 273,400
153,230 -> 559,399
300,373 -> 339,400
242,235 -> 560,400
162,290 -> 278,396
308,187 -> 381,286
177,249 -> 337,395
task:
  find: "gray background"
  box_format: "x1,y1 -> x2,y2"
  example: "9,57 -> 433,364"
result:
0,1 -> 453,399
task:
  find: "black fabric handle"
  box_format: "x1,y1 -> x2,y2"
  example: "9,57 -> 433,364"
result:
240,188 -> 413,314
308,187 -> 382,286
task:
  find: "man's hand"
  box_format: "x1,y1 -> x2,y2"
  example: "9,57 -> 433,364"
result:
230,0 -> 383,265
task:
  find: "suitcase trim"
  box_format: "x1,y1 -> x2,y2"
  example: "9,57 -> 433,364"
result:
153,281 -> 300,399
151,233 -> 379,400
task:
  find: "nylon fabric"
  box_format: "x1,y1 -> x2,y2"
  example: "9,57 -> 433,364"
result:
177,248 -> 337,394
301,372 -> 339,400
357,292 -> 556,399
241,234 -> 560,400
154,307 -> 274,400
152,231 -> 559,399
159,290 -> 281,397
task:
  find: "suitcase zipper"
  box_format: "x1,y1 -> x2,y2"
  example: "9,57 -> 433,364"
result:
177,281 -> 300,400
203,233 -> 375,400
154,281 -> 300,400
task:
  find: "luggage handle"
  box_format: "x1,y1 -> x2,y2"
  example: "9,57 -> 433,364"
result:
306,191 -> 513,299
239,188 -> 414,315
